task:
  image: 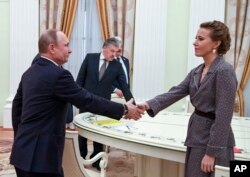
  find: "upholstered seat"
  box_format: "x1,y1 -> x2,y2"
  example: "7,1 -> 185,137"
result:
215,165 -> 229,177
63,130 -> 108,177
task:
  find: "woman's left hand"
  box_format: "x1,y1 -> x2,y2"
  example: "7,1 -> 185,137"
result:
201,154 -> 215,173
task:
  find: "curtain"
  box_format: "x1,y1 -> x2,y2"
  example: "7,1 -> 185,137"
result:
97,0 -> 110,40
61,0 -> 78,39
108,0 -> 136,66
40,0 -> 64,34
225,0 -> 250,116
96,0 -> 136,86
239,51 -> 250,115
85,0 -> 103,54
64,0 -> 103,76
39,0 -> 78,39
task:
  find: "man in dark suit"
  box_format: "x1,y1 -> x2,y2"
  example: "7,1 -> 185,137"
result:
76,37 -> 135,170
31,53 -> 75,130
11,29 -> 142,177
112,37 -> 131,97
31,53 -> 41,64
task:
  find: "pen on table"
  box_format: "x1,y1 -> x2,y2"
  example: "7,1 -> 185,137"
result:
126,125 -> 131,132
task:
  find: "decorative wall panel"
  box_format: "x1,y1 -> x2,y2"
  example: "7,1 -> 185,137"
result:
133,0 -> 167,102
187,0 -> 225,72
4,0 -> 39,127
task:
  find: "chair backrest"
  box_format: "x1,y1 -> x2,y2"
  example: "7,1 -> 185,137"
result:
63,130 -> 108,177
215,165 -> 230,177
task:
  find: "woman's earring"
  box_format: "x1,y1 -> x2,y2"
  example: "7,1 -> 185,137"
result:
212,48 -> 217,54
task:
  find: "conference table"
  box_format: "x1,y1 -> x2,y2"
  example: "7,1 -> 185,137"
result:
74,111 -> 250,177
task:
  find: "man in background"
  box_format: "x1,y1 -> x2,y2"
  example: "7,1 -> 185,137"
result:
76,37 -> 135,170
112,36 -> 131,98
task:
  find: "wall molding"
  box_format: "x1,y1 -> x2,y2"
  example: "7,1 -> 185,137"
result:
3,0 -> 39,128
133,0 -> 167,102
187,0 -> 225,72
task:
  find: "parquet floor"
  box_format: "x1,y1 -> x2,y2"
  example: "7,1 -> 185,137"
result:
0,127 -> 134,177
0,128 -> 13,154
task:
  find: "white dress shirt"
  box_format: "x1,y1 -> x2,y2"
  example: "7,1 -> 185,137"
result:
118,56 -> 128,84
99,53 -> 109,71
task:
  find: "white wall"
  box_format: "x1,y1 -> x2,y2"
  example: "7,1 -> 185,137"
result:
133,0 -> 167,102
3,0 -> 39,127
187,0 -> 225,72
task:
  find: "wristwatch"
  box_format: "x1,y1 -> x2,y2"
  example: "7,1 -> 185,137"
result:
123,104 -> 128,115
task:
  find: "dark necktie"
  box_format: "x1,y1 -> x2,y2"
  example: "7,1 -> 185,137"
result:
117,57 -> 121,62
99,59 -> 107,80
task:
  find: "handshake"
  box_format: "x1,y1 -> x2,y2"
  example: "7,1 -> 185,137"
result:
123,98 -> 151,120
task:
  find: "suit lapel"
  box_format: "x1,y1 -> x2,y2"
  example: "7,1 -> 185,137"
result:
193,65 -> 202,89
199,56 -> 223,86
94,55 -> 101,81
121,56 -> 130,83
101,60 -> 114,81
190,57 -> 223,102
123,57 -> 130,74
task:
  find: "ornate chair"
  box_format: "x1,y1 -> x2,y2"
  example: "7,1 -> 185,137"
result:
63,130 -> 108,177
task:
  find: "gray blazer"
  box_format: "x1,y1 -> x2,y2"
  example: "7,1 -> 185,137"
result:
146,56 -> 237,158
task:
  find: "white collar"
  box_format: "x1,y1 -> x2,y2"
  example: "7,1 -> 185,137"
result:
41,56 -> 59,66
100,53 -> 105,60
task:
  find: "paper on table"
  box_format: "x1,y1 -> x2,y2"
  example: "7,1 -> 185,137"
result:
94,119 -> 124,126
93,118 -> 135,133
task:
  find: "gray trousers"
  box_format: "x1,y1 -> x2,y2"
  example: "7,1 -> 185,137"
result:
184,147 -> 234,177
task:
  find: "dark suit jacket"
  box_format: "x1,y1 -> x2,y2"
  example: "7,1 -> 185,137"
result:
76,53 -> 134,113
31,53 -> 41,65
11,57 -> 124,174
31,53 -> 73,123
113,56 -> 130,89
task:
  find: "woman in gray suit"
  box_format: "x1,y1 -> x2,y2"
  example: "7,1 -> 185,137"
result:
138,20 -> 237,177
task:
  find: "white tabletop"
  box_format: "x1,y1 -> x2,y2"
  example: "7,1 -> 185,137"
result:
74,111 -> 250,161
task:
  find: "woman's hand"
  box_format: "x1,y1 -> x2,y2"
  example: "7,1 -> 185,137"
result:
137,102 -> 150,111
201,154 -> 215,173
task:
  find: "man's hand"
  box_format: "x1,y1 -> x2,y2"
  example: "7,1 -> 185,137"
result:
124,99 -> 144,120
114,88 -> 123,98
137,102 -> 150,111
201,154 -> 215,173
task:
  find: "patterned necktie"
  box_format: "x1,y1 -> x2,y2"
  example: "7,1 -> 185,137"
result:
99,59 -> 107,80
